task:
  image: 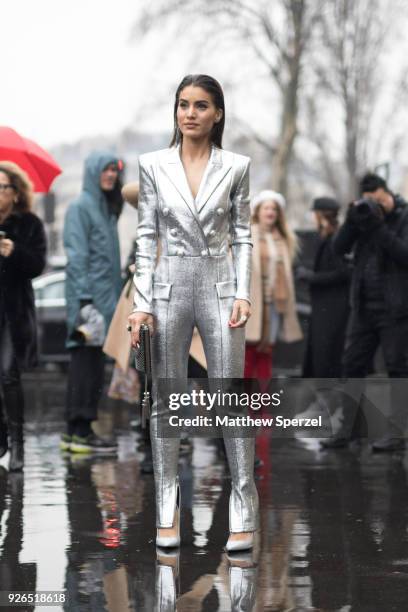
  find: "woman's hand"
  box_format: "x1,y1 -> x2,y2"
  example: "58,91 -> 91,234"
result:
0,239 -> 14,258
229,299 -> 251,328
127,311 -> 154,347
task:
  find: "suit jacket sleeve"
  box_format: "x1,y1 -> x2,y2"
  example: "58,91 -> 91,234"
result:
132,157 -> 158,314
333,217 -> 359,255
230,157 -> 252,302
375,218 -> 408,267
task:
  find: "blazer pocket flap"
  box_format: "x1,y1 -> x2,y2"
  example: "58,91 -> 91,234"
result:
215,280 -> 237,299
153,282 -> 172,300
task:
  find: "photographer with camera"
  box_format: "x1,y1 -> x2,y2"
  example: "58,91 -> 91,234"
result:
321,173 -> 408,451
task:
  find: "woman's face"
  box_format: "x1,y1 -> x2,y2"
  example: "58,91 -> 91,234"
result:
0,171 -> 16,217
100,163 -> 119,191
314,211 -> 332,236
258,200 -> 279,229
177,85 -> 222,143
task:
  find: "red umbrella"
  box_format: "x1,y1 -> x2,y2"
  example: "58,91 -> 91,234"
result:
0,126 -> 62,193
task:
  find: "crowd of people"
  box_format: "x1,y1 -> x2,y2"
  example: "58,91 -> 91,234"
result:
1,74 -> 408,558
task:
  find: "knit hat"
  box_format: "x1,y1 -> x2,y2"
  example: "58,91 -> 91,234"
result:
251,190 -> 286,211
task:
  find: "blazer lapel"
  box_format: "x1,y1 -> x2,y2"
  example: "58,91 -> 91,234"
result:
162,146 -> 198,221
196,147 -> 232,214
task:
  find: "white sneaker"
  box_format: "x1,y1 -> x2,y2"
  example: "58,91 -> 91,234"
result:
294,399 -> 327,421
294,398 -> 331,441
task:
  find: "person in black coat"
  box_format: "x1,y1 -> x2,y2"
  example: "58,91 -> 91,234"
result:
322,173 -> 408,451
0,162 -> 47,471
298,197 -> 351,377
294,198 -> 350,434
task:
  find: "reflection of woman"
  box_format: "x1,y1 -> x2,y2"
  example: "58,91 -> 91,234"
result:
0,162 -> 46,471
128,74 -> 259,551
245,191 -> 302,379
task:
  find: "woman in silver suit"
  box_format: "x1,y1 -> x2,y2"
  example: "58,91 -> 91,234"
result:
128,74 -> 259,551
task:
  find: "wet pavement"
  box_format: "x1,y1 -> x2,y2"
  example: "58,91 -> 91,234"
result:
1,371 -> 408,611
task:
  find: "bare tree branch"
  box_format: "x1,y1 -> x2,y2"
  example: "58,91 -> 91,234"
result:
130,0 -> 321,198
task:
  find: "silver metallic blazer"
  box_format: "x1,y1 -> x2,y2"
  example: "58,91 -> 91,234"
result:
133,145 -> 252,314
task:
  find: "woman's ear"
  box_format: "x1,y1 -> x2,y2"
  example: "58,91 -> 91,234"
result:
215,109 -> 223,124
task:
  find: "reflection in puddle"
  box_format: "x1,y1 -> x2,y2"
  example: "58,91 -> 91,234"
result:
0,388 -> 408,610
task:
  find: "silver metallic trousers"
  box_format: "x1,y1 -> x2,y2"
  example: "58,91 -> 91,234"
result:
150,255 -> 259,532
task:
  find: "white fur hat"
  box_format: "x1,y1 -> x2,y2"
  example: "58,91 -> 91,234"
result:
251,189 -> 286,211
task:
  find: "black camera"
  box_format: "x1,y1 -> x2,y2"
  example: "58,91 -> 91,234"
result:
354,198 -> 383,215
349,197 -> 384,232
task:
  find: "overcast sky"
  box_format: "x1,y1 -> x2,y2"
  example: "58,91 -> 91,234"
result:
1,0 -> 276,151
3,0 -> 407,175
1,1 -> 171,147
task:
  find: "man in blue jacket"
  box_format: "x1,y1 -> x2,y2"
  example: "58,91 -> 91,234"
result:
62,151 -> 124,452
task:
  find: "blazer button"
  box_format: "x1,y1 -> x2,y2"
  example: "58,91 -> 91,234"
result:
176,247 -> 184,256
201,249 -> 207,256
162,207 -> 169,216
216,207 -> 224,216
170,228 -> 178,236
209,229 -> 216,237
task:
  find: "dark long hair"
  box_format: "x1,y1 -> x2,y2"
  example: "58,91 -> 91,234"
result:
317,210 -> 339,236
170,74 -> 225,148
104,178 -> 124,218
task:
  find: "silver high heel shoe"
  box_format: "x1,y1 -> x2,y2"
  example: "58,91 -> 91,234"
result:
156,481 -> 180,548
225,531 -> 255,553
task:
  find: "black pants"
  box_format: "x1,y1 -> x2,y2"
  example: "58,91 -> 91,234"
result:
342,308 -> 408,436
66,347 -> 105,433
0,316 -> 24,429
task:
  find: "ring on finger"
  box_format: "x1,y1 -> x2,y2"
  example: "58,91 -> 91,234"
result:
239,315 -> 248,323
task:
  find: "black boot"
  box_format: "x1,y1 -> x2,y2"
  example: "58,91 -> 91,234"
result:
3,383 -> 24,472
0,420 -> 8,458
0,396 -> 8,459
320,403 -> 367,450
8,423 -> 24,471
372,436 -> 406,452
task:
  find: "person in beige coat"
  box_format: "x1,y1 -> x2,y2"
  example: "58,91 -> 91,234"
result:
103,183 -> 141,402
244,190 -> 302,379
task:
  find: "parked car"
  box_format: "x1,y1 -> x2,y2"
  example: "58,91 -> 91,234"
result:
33,271 -> 68,364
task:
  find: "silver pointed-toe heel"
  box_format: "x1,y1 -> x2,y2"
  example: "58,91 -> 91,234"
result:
225,531 -> 254,553
156,482 -> 181,548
